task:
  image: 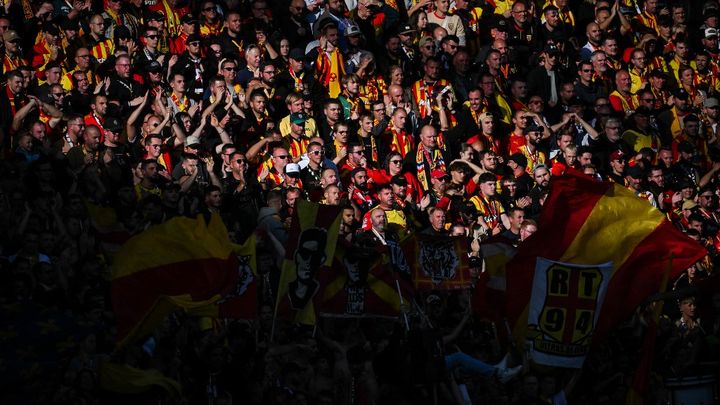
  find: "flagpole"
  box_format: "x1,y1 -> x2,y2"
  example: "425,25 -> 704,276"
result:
395,279 -> 410,331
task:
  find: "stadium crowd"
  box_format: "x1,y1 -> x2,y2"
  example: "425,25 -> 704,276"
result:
2,0 -> 720,403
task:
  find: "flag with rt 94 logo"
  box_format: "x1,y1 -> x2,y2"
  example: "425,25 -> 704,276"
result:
526,258 -> 612,368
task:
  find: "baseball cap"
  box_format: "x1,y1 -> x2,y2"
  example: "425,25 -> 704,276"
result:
146,60 -> 162,73
673,88 -> 690,100
625,165 -> 644,179
185,135 -> 202,148
104,117 -> 122,132
609,150 -> 625,162
706,27 -> 719,38
285,163 -> 301,176
431,169 -> 449,179
490,18 -> 509,32
345,24 -> 361,37
3,30 -> 20,43
288,48 -> 305,61
704,97 -> 720,108
290,112 -> 307,125
649,68 -> 667,79
390,174 -> 408,186
682,200 -> 698,210
399,24 -> 415,35
181,14 -> 197,24
419,36 -> 434,48
186,33 -> 201,44
508,152 -> 528,168
523,121 -> 542,134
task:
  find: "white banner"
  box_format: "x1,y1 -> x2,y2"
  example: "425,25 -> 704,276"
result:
526,258 -> 613,368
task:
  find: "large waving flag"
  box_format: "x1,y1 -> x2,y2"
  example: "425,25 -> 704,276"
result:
318,240 -> 413,318
506,173 -> 706,360
473,236 -> 517,323
402,235 -> 473,290
112,214 -> 241,346
274,200 -> 342,325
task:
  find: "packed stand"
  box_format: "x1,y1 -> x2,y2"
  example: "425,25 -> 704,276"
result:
2,0 -> 720,403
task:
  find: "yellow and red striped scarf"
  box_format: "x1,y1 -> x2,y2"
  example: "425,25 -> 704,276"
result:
315,48 -> 345,98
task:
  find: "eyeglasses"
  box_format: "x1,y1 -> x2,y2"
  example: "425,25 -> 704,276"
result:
274,155 -> 289,160
423,45 -> 434,50
581,69 -> 592,73
390,160 -> 402,164
145,35 -> 159,39
116,63 -> 130,67
223,67 -> 237,71
351,150 -> 365,154
373,108 -> 384,112
150,144 -> 162,148
235,158 -> 247,164
203,7 -> 216,12
188,41 -> 200,46
310,150 -> 324,156
52,92 -> 65,97
605,126 -> 621,130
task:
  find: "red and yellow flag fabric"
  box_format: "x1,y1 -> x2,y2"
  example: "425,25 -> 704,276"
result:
274,200 -> 342,325
473,236 -> 517,323
505,173 -> 706,348
318,240 -> 413,318
402,235 -> 472,290
112,214 -> 241,346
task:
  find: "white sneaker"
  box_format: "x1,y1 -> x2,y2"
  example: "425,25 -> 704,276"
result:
496,365 -> 523,384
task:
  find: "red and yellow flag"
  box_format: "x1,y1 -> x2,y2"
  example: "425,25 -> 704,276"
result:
506,173 -> 706,347
112,214 -> 240,346
274,200 -> 342,325
318,240 -> 413,318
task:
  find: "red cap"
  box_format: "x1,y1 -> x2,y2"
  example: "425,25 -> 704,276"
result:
431,169 -> 449,179
609,150 -> 625,162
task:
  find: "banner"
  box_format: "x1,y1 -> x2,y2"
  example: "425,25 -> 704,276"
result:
318,240 -> 413,318
473,236 -> 516,322
526,258 -> 612,368
506,173 -> 706,350
112,213 -> 240,346
274,200 -> 342,325
403,235 -> 472,290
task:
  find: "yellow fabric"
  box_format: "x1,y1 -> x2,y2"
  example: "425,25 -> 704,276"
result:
386,209 -> 407,229
494,93 -> 513,124
622,129 -> 661,153
113,214 -> 234,279
99,361 -> 181,397
275,200 -> 342,325
513,183 -> 665,342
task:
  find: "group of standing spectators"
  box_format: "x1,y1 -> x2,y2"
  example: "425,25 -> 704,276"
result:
2,0 -> 720,403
